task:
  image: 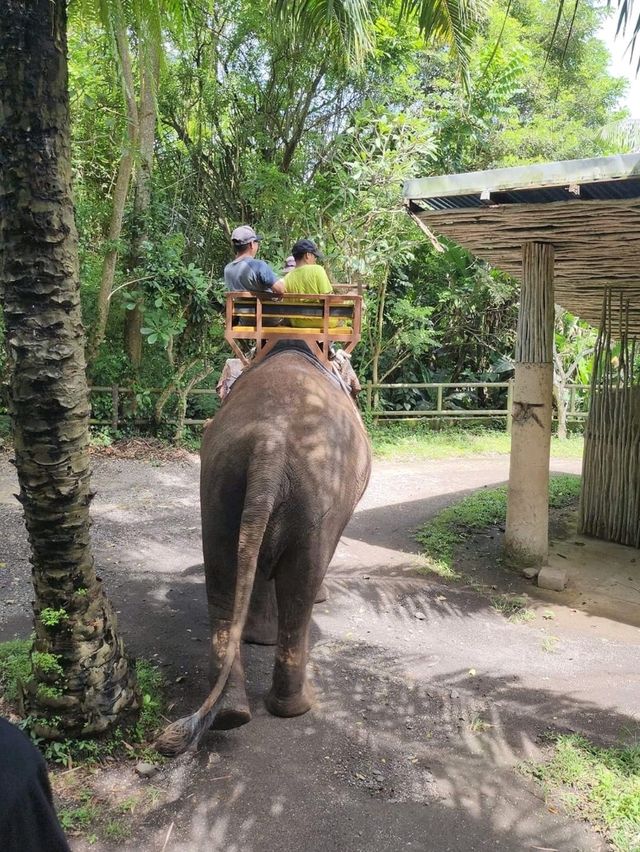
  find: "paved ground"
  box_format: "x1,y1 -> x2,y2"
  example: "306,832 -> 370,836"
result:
1,451 -> 639,851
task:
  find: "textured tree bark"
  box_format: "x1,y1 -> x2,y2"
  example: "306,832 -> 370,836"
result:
86,19 -> 139,366
0,0 -> 138,736
505,242 -> 554,566
553,380 -> 568,440
174,364 -> 214,444
370,275 -> 387,411
124,47 -> 159,370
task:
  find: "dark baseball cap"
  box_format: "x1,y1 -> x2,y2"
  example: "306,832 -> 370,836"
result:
231,225 -> 263,246
291,238 -> 323,260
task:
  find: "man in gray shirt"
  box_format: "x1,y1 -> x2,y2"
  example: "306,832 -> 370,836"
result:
224,225 -> 285,293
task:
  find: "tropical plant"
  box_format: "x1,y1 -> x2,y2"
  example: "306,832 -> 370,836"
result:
76,0 -> 193,367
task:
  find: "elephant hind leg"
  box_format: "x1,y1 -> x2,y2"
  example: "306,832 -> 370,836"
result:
314,581 -> 329,604
210,649 -> 251,730
264,553 -> 318,718
243,570 -> 278,646
207,613 -> 251,730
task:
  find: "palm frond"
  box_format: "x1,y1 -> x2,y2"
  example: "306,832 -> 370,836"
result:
399,0 -> 489,82
599,118 -> 640,152
614,0 -> 640,72
273,0 -> 374,63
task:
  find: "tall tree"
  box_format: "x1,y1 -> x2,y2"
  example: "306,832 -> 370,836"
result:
85,7 -> 140,364
0,0 -> 137,736
83,0 -> 183,366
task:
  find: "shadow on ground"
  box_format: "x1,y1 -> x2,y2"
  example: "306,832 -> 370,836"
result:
1,454 -> 637,851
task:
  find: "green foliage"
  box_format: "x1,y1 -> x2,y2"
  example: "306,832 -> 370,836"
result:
522,734 -> 640,851
370,423 -> 512,458
135,659 -> 165,739
59,798 -> 101,833
0,636 -> 165,766
39,607 -> 68,629
548,473 -> 583,507
31,651 -> 65,679
429,0 -> 626,173
0,639 -> 32,702
36,684 -> 65,701
553,310 -> 597,435
415,474 -> 581,577
104,820 -> 129,841
38,0 -> 628,444
31,651 -> 64,698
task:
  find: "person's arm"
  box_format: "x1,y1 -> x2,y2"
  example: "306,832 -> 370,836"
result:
254,260 -> 284,294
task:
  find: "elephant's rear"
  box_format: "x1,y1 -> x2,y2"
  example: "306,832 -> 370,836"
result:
201,352 -> 371,533
155,351 -> 370,755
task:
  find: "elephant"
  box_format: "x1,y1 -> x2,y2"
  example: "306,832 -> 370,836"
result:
155,345 -> 371,755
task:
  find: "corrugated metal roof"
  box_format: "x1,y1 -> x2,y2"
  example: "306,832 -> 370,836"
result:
404,153 -> 640,209
404,153 -> 640,336
410,177 -> 640,211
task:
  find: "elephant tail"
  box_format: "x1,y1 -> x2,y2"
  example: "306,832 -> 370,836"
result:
154,464 -> 276,756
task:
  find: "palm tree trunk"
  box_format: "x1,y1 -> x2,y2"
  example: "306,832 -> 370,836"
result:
0,0 -> 137,737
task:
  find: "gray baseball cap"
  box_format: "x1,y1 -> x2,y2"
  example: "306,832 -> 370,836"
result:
231,224 -> 263,245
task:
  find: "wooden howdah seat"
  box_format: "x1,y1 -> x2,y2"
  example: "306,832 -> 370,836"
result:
225,291 -> 362,365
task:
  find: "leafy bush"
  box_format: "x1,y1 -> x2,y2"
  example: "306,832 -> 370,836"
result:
0,639 -> 32,702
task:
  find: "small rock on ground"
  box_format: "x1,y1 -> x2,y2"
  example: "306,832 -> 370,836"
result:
538,565 -> 568,591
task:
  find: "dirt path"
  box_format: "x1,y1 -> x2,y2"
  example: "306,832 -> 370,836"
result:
1,452 -> 638,851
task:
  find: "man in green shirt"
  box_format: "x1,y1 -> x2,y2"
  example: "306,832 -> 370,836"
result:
284,239 -> 333,294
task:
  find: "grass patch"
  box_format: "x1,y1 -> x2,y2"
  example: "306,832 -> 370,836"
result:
135,659 -> 165,739
469,715 -> 493,734
104,819 -> 129,841
541,635 -> 560,653
522,734 -> 640,851
59,801 -> 102,834
368,422 -> 584,461
415,474 -> 581,579
491,594 -> 536,623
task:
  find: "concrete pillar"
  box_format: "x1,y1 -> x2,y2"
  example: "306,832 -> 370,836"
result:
505,242 -> 555,566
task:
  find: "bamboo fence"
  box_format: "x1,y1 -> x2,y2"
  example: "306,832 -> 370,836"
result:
579,289 -> 640,548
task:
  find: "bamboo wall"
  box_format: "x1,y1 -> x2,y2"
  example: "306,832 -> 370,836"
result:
579,290 -> 640,548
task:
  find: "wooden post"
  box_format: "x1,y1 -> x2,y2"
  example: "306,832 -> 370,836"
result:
506,379 -> 514,435
436,385 -> 443,413
111,385 -> 119,431
505,242 -> 555,566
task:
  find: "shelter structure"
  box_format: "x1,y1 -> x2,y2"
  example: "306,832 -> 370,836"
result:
405,153 -> 640,564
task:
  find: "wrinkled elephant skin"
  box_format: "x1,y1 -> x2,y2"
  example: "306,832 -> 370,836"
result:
155,351 -> 371,755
